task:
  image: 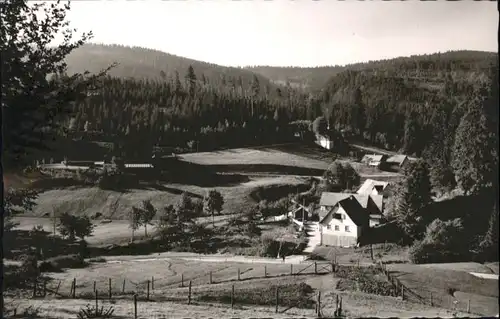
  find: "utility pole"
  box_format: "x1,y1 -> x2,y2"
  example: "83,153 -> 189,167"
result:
302,198 -> 306,222
52,208 -> 57,236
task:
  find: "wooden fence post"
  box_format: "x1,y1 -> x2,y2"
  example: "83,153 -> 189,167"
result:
264,265 -> 267,278
317,291 -> 322,317
290,264 -> 293,276
54,280 -> 61,297
339,296 -> 343,316
237,268 -> 240,281
314,262 -> 317,274
231,284 -> 235,309
32,278 -> 37,298
401,285 -> 404,300
43,279 -> 47,297
467,299 -> 470,313
181,274 -> 184,287
72,278 -> 76,298
93,281 -> 96,293
188,281 -> 192,305
275,286 -> 279,313
122,279 -> 126,293
133,294 -> 137,319
152,276 -> 154,291
335,294 -> 339,314
147,280 -> 150,301
108,278 -> 112,299
95,290 -> 99,317
430,292 -> 433,306
209,271 -> 213,284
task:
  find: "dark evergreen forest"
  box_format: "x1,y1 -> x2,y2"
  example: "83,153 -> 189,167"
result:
56,45 -> 498,193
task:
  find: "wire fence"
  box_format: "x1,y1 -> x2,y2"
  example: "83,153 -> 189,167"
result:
28,261 -> 347,318
377,261 -> 487,316
27,258 -> 492,317
38,261 -> 338,299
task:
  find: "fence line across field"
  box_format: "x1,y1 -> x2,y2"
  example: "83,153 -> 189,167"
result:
36,259 -> 483,317
42,280 -> 347,319
42,261 -> 339,298
377,261 -> 479,316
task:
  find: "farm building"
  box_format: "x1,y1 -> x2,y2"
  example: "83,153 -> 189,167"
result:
385,155 -> 409,169
357,179 -> 390,196
318,195 -> 371,247
361,154 -> 387,167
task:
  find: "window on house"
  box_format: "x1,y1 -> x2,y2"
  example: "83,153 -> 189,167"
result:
345,225 -> 350,232
326,225 -> 331,230
334,225 -> 339,231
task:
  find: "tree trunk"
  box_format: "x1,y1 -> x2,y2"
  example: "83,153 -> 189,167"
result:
131,229 -> 135,242
212,212 -> 215,228
144,225 -> 148,237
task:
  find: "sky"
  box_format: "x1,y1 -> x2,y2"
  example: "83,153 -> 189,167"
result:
57,0 -> 497,68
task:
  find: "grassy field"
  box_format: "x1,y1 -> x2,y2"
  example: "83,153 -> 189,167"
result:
387,263 -> 499,316
37,257 -> 332,302
179,144 -> 401,178
28,175 -> 308,220
13,215 -> 236,246
6,267 -> 472,319
311,244 -> 410,265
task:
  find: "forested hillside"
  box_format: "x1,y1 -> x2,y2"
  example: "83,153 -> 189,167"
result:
65,70 -> 320,159
247,50 -> 497,91
64,44 -> 280,97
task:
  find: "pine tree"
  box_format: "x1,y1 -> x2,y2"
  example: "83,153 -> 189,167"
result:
477,203 -> 499,261
185,65 -> 197,97
452,95 -> 497,196
394,159 -> 432,243
1,0 -> 113,168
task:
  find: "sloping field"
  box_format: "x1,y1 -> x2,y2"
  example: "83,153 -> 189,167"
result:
179,147 -> 330,169
418,262 -> 496,274
387,263 -> 499,316
7,294 -> 469,319
42,258 -> 331,300
30,176 -> 308,220
8,261 -> 471,319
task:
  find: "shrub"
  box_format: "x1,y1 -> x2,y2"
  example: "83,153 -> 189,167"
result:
58,213 -> 95,241
39,254 -> 87,272
198,282 -> 315,308
335,265 -> 397,297
409,218 -> 468,264
77,304 -> 115,319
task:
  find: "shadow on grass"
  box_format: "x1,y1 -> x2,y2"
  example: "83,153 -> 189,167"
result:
4,229 -> 81,261
209,164 -> 325,176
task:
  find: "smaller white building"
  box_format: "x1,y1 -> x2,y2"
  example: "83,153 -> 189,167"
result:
357,179 -> 389,197
316,134 -> 333,150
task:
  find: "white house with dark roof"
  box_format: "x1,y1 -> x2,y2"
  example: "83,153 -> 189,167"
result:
319,192 -> 384,229
318,195 -> 370,247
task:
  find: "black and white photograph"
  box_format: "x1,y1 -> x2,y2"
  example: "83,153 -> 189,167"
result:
1,0 -> 498,318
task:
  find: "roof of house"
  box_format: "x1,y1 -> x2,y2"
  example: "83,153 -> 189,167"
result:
124,163 -> 153,168
361,154 -> 385,162
320,196 -> 369,226
320,192 -> 384,213
357,179 -> 389,195
386,155 -> 408,165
